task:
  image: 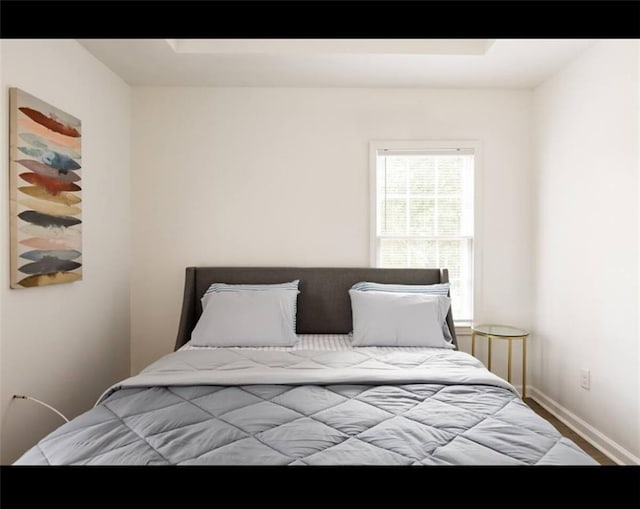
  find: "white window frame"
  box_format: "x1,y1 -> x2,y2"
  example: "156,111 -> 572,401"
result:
369,140 -> 482,326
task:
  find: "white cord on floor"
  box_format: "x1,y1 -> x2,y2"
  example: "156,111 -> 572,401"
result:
13,395 -> 69,423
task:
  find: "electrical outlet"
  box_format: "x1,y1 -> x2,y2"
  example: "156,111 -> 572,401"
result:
580,369 -> 590,390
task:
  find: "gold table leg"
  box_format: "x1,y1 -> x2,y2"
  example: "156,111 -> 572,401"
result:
522,337 -> 527,398
507,338 -> 512,383
487,336 -> 492,371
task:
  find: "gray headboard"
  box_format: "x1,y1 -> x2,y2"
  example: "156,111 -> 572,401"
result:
175,267 -> 457,350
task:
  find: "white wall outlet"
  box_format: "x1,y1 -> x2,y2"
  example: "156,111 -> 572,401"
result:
580,369 -> 590,390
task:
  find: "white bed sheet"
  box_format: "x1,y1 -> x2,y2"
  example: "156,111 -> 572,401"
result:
179,333 -> 450,353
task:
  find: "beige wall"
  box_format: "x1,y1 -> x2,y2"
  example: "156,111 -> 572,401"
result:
131,87 -> 533,374
532,40 -> 639,463
0,40 -> 131,463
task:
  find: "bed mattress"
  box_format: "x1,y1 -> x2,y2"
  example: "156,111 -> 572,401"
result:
15,337 -> 597,465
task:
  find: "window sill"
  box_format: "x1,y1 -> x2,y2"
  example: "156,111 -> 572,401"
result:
454,321 -> 472,336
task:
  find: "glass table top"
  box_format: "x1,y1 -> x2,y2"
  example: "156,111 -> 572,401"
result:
471,324 -> 529,337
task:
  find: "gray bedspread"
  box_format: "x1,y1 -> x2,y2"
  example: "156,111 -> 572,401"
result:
15,347 -> 597,465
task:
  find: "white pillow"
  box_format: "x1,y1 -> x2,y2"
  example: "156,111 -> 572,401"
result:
349,290 -> 452,348
350,281 -> 454,343
191,289 -> 299,347
203,280 -> 300,333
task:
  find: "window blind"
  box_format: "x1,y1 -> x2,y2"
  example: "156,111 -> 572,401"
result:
374,149 -> 474,321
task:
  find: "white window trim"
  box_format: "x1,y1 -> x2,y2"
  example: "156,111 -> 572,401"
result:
368,140 -> 483,325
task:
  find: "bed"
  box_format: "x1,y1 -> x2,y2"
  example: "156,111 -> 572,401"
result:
15,267 -> 597,465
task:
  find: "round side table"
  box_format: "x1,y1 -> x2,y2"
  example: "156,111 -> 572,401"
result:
471,324 -> 529,397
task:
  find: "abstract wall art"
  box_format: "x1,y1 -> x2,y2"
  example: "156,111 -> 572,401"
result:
9,88 -> 82,288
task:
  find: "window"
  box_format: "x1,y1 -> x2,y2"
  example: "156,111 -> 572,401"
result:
370,141 -> 477,322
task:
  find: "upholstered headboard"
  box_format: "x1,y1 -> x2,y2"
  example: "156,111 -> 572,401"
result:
174,267 -> 458,350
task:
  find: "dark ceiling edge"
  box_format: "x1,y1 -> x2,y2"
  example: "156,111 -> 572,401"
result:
1,1 -> 639,38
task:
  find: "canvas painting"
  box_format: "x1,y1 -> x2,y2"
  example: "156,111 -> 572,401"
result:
9,88 -> 82,288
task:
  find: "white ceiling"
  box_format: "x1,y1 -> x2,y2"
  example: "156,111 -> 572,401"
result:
78,39 -> 594,88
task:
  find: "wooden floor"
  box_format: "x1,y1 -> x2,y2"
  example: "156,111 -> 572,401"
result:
524,398 -> 616,465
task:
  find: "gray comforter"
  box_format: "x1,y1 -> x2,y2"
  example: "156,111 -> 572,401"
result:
15,347 -> 597,465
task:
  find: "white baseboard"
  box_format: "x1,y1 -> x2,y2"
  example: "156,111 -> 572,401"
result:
528,386 -> 639,465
